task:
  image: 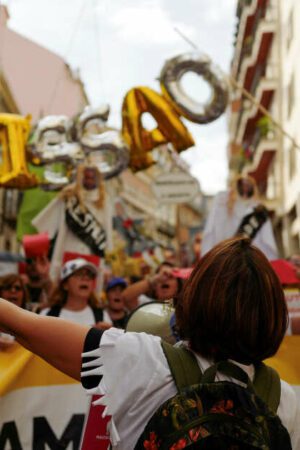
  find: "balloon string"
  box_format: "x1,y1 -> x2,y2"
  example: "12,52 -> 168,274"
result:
92,0 -> 105,104
47,0 -> 87,113
173,27 -> 198,50
173,26 -> 300,153
227,76 -> 300,152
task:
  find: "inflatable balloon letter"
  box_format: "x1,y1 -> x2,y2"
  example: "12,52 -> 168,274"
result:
0,114 -> 37,188
160,53 -> 229,124
122,87 -> 194,171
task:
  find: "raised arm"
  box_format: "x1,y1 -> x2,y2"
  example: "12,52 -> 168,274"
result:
0,299 -> 90,380
121,278 -> 152,311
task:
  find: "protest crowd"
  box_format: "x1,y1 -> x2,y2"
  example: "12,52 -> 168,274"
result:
1,2 -> 300,448
0,213 -> 300,449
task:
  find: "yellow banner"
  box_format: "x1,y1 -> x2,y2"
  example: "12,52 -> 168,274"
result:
0,344 -> 88,449
1,337 -> 300,393
0,343 -> 77,396
266,335 -> 300,386
0,337 -> 299,449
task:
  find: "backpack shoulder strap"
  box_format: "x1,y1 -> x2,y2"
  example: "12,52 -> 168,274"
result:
46,305 -> 62,317
162,342 -> 281,412
92,307 -> 104,323
161,341 -> 202,391
253,362 -> 281,413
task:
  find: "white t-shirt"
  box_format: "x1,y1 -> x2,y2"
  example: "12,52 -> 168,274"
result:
40,305 -> 96,326
102,309 -> 113,324
81,328 -> 300,450
137,294 -> 154,306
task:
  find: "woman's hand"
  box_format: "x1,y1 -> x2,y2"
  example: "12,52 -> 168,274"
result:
148,266 -> 174,289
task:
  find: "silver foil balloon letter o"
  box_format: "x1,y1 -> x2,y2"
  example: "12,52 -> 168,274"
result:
160,53 -> 229,124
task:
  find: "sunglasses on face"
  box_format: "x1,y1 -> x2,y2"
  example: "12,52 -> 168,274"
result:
73,270 -> 96,280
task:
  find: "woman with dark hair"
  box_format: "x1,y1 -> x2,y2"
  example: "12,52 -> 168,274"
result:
0,274 -> 29,349
176,237 -> 286,363
0,238 -> 298,448
0,274 -> 29,309
122,261 -> 183,311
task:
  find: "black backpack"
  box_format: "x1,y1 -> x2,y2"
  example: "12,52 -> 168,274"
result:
135,342 -> 292,450
46,305 -> 104,323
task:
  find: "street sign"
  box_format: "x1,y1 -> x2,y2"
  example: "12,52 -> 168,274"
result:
152,171 -> 200,204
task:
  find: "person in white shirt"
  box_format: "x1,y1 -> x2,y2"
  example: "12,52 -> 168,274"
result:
122,261 -> 183,311
0,237 -> 299,449
40,258 -> 110,330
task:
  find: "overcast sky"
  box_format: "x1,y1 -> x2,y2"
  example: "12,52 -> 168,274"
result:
4,0 -> 237,194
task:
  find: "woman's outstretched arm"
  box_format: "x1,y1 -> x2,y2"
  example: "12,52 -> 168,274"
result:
0,298 -> 90,380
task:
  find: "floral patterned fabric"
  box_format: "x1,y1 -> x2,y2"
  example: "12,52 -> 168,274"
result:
135,381 -> 292,450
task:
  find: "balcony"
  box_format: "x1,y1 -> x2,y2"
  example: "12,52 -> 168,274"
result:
246,133 -> 277,194
232,0 -> 271,79
238,6 -> 275,90
232,0 -> 258,76
237,0 -> 255,18
236,1 -> 269,76
249,61 -> 267,95
234,75 -> 276,144
229,105 -> 278,186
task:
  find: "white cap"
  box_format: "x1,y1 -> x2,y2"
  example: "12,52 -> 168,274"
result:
60,258 -> 98,281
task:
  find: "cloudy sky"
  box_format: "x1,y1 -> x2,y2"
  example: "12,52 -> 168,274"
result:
4,0 -> 237,194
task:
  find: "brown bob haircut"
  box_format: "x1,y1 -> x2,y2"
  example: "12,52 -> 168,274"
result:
176,237 -> 288,364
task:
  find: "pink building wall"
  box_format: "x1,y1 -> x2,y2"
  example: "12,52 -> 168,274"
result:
0,5 -> 88,122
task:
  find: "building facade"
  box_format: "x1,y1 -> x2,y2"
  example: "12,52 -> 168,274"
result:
228,0 -> 300,256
